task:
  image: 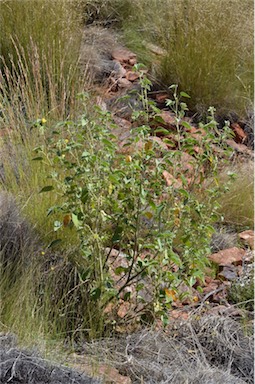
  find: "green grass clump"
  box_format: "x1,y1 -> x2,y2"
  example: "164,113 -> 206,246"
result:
0,0 -> 89,131
218,161 -> 254,229
91,0 -> 253,117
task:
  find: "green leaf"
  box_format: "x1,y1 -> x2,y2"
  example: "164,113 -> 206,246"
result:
123,291 -> 131,301
114,266 -> 127,275
154,127 -> 170,135
39,185 -> 54,193
81,187 -> 89,204
170,252 -> 183,267
112,226 -> 123,243
90,287 -> 101,300
32,156 -> 43,161
54,221 -> 62,231
180,91 -> 191,98
72,213 -> 82,228
178,188 -> 189,198
47,239 -> 62,248
181,121 -> 191,129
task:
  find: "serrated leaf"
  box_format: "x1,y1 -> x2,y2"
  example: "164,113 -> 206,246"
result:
39,185 -> 54,193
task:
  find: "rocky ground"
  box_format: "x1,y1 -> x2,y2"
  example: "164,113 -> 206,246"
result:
1,314 -> 253,384
0,26 -> 254,384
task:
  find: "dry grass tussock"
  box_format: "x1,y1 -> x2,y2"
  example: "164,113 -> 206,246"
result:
0,334 -> 100,384
0,315 -> 253,384
83,315 -> 254,384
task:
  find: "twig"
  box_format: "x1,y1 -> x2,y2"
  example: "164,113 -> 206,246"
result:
191,286 -> 226,314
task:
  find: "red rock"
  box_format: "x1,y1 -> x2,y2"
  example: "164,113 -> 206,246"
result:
231,122 -> 247,143
208,247 -> 246,266
111,48 -> 136,63
117,301 -> 131,319
126,71 -> 140,82
149,136 -> 168,151
203,281 -> 219,294
155,92 -> 169,104
226,139 -> 249,154
162,170 -> 182,188
70,354 -> 132,384
128,57 -> 137,66
169,310 -> 189,320
239,230 -> 254,249
157,111 -> 176,130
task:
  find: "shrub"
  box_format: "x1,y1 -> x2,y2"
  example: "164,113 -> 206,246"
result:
33,74 -> 231,335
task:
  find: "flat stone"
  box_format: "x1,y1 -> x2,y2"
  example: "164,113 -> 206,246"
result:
208,247 -> 246,266
231,122 -> 247,143
239,230 -> 254,249
117,77 -> 133,89
111,48 -> 136,63
126,71 -> 140,82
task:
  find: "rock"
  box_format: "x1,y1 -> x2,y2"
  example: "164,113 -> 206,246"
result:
218,265 -> 238,280
112,60 -> 126,78
126,71 -> 140,82
239,230 -> 254,249
111,48 -> 137,64
203,281 -> 220,295
149,136 -> 169,151
112,116 -> 132,141
226,139 -> 251,154
155,92 -> 169,104
162,170 -> 182,188
231,122 -> 247,143
144,42 -> 167,56
208,247 -> 246,266
117,77 -> 133,89
156,110 -> 176,131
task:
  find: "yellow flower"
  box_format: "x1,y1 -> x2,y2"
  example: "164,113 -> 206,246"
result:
41,118 -> 47,124
125,155 -> 132,163
65,139 -> 69,143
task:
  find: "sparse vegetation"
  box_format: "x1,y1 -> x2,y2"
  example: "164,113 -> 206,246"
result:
83,0 -> 254,117
0,1 -> 253,382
